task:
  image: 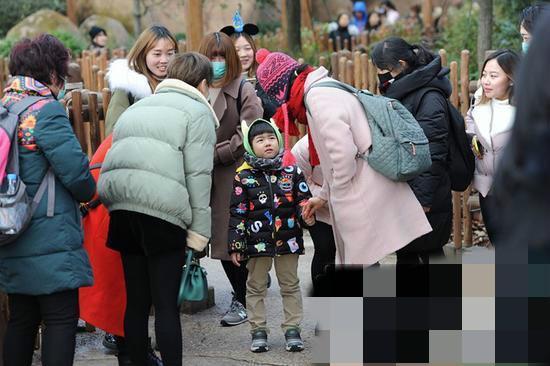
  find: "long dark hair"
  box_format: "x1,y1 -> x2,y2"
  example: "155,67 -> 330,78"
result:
371,36 -> 434,73
479,49 -> 519,105
493,12 -> 550,250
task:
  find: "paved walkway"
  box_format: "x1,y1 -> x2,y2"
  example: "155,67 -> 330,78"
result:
32,235 -> 316,366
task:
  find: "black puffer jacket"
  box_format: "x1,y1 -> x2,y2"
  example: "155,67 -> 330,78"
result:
228,163 -> 311,258
384,56 -> 452,214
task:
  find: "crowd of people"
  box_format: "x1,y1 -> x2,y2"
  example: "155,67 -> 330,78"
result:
0,2 -> 549,366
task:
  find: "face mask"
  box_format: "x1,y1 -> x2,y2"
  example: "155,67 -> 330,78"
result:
377,72 -> 394,94
56,82 -> 67,100
212,61 -> 226,80
522,41 -> 529,54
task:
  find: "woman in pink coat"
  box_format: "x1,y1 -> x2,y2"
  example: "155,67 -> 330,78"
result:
255,49 -> 431,265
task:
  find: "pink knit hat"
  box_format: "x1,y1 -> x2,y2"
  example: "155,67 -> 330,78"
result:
256,48 -> 300,106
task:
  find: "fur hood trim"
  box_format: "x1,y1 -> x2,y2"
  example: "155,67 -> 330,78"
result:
107,59 -> 152,100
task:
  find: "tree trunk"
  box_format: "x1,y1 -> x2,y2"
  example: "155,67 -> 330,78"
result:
133,0 -> 143,37
300,0 -> 313,31
422,0 -> 434,44
477,0 -> 493,71
66,0 -> 77,25
185,0 -> 204,51
286,0 -> 301,54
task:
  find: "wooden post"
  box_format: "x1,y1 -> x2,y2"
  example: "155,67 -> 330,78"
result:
88,93 -> 101,154
439,49 -> 448,67
328,38 -> 334,53
0,58 -> 4,98
422,0 -> 434,38
319,56 -> 327,68
351,36 -> 356,52
368,59 -> 377,94
346,60 -> 354,86
71,90 -> 87,152
336,36 -> 341,52
460,50 -> 470,117
281,0 -> 288,50
97,71 -> 105,91
101,88 -> 111,141
92,65 -> 100,92
353,52 -> 362,89
319,34 -> 326,52
360,53 -> 368,90
66,0 -> 77,25
360,31 -> 368,47
300,0 -> 313,30
185,0 -> 204,51
460,49 -> 472,246
450,61 -> 462,249
331,52 -> 339,80
339,57 -> 347,83
343,38 -> 349,51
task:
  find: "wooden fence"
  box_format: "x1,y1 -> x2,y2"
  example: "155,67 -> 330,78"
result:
0,44 -> 480,249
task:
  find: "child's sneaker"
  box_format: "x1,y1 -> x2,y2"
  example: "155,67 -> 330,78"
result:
284,328 -> 304,352
250,329 -> 269,353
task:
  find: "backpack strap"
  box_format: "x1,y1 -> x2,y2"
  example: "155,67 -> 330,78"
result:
411,87 -> 445,116
304,79 -> 358,117
31,168 -> 55,218
7,96 -> 46,115
236,78 -> 246,116
4,96 -> 47,175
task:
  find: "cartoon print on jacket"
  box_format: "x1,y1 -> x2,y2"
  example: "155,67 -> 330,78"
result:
228,163 -> 312,258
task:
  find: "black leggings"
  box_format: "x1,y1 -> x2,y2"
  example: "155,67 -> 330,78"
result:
308,221 -> 336,290
3,289 -> 79,366
479,193 -> 499,245
121,249 -> 185,366
221,260 -> 248,306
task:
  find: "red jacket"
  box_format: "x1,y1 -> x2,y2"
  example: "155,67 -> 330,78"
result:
79,135 -> 125,336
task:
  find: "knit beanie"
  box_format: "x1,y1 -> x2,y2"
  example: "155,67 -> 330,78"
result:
89,26 -> 107,40
256,48 -> 300,106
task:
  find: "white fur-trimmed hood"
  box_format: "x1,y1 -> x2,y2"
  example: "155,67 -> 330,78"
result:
107,59 -> 152,100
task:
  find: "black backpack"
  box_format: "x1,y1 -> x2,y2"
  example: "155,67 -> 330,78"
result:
413,87 -> 475,192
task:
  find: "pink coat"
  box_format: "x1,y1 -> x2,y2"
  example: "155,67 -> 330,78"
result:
292,136 -> 331,224
304,67 -> 432,265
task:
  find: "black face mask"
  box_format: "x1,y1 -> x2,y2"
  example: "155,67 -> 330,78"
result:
378,72 -> 394,94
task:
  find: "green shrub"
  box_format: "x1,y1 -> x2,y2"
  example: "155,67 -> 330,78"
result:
51,30 -> 86,57
0,38 -> 17,58
0,0 -> 66,38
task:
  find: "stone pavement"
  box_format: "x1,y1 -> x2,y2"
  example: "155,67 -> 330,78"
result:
32,235 -> 316,366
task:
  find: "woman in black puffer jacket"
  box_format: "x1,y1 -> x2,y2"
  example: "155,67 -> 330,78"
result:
372,37 -> 453,265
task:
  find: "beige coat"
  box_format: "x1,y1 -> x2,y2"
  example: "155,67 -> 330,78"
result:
210,77 -> 263,260
304,67 -> 432,265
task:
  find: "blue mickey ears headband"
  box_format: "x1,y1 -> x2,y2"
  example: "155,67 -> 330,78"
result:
220,10 -> 259,36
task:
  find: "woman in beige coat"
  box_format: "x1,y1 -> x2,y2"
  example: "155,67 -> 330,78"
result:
199,32 -> 263,326
256,49 -> 431,265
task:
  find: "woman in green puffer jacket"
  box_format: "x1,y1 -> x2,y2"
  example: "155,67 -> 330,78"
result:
0,35 -> 95,366
97,52 -> 218,366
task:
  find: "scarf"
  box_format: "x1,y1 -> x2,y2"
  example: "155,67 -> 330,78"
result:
271,66 -> 320,166
243,151 -> 283,171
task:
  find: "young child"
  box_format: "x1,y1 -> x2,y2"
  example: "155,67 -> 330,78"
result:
228,118 -> 314,353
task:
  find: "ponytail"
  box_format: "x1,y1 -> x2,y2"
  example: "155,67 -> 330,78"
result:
371,36 -> 435,72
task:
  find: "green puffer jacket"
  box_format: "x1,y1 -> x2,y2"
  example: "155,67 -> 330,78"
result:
98,79 -> 219,243
0,76 -> 96,295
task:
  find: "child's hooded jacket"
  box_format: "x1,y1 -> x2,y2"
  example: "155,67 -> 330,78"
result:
228,119 -> 311,258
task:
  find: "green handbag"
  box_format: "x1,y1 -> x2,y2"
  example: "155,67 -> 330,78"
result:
177,250 -> 208,306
